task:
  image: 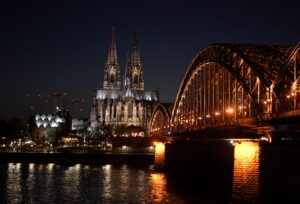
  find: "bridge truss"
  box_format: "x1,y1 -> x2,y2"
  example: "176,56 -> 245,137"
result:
151,43 -> 300,134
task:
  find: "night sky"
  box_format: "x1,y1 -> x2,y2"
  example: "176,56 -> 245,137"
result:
0,0 -> 299,120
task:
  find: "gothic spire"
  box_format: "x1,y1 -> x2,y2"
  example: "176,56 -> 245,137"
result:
107,26 -> 118,65
103,26 -> 121,90
124,53 -> 131,88
130,28 -> 141,66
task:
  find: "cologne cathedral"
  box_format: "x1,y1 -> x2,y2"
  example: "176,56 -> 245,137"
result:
90,28 -> 159,131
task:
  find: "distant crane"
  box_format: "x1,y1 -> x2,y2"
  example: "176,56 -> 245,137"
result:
68,99 -> 85,117
26,92 -> 67,113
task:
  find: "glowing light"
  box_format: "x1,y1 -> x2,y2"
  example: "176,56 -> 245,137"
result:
47,114 -> 53,121
226,107 -> 234,114
215,112 -> 220,116
29,163 -> 35,171
232,142 -> 259,201
154,142 -> 165,169
42,121 -> 48,128
149,173 -> 167,203
286,95 -> 291,99
103,164 -> 111,172
261,135 -> 272,143
35,114 -> 40,120
198,116 -> 203,120
75,164 -> 81,170
55,117 -> 64,123
50,121 -> 58,127
47,163 -> 54,171
24,140 -> 33,144
206,114 -> 211,118
41,114 -> 46,120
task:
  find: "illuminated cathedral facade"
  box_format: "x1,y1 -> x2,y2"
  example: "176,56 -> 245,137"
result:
90,28 -> 158,131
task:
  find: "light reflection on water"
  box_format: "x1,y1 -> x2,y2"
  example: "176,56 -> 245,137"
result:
1,163 -> 187,203
1,143 -> 300,203
149,173 -> 167,203
232,142 -> 260,203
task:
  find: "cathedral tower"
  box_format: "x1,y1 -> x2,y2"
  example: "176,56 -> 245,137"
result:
124,29 -> 144,91
103,27 -> 121,90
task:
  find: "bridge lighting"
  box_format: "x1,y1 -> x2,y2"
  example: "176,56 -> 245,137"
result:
215,112 -> 221,116
154,142 -> 165,153
226,108 -> 234,114
206,114 -> 211,118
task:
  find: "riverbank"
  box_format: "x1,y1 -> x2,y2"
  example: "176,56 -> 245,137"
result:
0,152 -> 154,165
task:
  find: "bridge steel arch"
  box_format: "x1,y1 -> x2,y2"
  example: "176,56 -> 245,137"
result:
170,43 -> 300,133
149,103 -> 173,136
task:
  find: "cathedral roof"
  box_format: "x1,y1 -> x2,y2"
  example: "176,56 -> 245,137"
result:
96,88 -> 158,101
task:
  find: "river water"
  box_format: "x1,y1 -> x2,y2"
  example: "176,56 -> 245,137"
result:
1,143 -> 300,203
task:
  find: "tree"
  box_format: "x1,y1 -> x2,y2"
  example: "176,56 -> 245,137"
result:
45,126 -> 62,144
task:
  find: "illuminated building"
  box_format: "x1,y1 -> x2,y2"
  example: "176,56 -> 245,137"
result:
30,109 -> 71,141
90,27 -> 158,132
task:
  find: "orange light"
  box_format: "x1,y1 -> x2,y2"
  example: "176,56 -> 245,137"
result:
226,107 -> 234,113
215,112 -> 220,116
155,142 -> 165,154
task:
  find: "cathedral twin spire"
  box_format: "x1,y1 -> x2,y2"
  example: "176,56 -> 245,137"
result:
103,27 -> 144,91
107,27 -> 118,65
103,27 -> 121,90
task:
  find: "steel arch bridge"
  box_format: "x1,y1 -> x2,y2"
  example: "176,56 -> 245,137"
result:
149,103 -> 173,136
150,43 -> 300,134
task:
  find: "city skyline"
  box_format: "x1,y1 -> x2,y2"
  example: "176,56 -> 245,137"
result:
1,0 -> 300,119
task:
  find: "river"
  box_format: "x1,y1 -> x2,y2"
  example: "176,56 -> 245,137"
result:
1,143 -> 300,203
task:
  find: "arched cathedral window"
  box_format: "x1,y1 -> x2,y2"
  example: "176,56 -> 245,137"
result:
133,74 -> 138,84
110,74 -> 115,83
128,103 -> 133,119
